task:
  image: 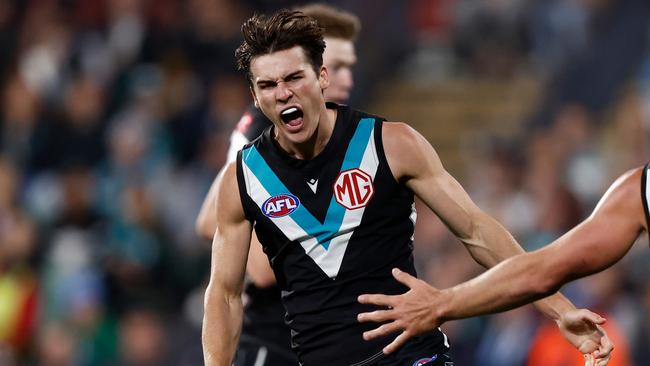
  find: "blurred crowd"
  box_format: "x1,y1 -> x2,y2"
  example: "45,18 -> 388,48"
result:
0,0 -> 649,365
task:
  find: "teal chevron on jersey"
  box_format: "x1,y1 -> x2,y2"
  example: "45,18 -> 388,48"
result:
241,117 -> 375,247
240,117 -> 378,278
235,104 -> 449,365
242,145 -> 324,235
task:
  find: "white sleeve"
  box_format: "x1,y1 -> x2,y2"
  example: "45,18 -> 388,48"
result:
226,130 -> 251,164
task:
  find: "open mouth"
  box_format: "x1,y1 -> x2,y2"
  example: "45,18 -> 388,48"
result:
280,107 -> 304,126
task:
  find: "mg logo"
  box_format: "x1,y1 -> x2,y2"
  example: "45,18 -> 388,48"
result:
333,168 -> 374,210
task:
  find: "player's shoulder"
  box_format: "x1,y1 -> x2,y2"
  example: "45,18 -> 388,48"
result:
598,165 -> 644,216
216,160 -> 247,220
382,122 -> 419,139
612,165 -> 643,197
381,122 -> 431,156
380,122 -> 440,180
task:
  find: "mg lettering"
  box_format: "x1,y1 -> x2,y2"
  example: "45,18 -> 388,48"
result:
334,168 -> 374,209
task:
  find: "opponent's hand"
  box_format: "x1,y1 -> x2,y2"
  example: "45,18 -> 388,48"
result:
357,268 -> 443,354
557,308 -> 613,366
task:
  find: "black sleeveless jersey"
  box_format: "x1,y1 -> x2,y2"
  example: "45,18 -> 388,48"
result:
641,162 -> 650,240
236,103 -> 447,366
227,105 -> 294,356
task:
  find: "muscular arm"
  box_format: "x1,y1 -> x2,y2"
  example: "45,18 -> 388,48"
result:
358,124 -> 616,360
202,163 -> 253,366
196,130 -> 276,287
437,167 -> 646,320
383,123 -> 575,319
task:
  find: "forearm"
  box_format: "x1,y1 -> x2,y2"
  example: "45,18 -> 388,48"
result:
462,215 -> 575,319
461,214 -> 524,267
203,287 -> 244,366
438,251 -> 561,321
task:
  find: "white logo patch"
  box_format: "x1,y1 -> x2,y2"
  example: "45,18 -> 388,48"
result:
307,178 -> 318,193
333,168 -> 374,209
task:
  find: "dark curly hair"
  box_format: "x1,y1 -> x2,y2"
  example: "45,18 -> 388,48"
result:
235,10 -> 326,83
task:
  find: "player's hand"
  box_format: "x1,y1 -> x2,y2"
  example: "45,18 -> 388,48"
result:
557,308 -> 613,366
357,268 -> 443,354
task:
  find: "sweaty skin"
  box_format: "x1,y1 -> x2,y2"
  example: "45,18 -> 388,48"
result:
203,43 -> 613,365
357,167 -> 643,366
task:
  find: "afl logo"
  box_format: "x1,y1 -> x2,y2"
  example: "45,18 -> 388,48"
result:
412,355 -> 437,366
333,168 -> 374,210
262,194 -> 300,218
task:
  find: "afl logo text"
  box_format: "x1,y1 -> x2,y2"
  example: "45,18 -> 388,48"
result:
412,355 -> 437,366
333,168 -> 374,210
262,194 -> 300,218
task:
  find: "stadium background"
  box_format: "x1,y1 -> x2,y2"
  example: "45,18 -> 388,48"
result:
0,0 -> 649,364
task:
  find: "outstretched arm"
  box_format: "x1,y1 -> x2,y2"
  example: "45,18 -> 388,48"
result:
202,163 -> 253,366
383,123 -> 574,309
437,167 -> 645,319
358,123 -> 614,360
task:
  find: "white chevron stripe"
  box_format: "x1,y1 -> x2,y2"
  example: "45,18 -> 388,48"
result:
242,162 -> 313,243
321,128 -> 379,277
241,127 -> 380,279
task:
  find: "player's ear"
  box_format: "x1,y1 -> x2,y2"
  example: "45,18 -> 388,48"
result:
250,87 -> 259,108
319,65 -> 329,91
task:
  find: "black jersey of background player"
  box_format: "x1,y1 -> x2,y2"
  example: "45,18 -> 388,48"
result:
236,103 -> 448,366
227,104 -> 293,355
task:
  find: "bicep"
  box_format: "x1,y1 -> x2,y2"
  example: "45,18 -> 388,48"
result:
207,163 -> 253,296
542,171 -> 644,280
384,125 -> 481,239
408,168 -> 480,239
210,219 -> 252,295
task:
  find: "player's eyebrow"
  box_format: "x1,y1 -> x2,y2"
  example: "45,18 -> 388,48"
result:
282,70 -> 304,80
256,70 -> 305,87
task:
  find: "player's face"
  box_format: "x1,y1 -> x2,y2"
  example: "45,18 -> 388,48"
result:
250,46 -> 329,145
322,37 -> 356,104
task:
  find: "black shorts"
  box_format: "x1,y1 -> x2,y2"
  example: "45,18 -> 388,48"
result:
379,352 -> 453,366
234,335 -> 298,366
373,333 -> 453,366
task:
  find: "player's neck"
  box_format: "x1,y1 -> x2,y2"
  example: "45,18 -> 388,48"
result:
275,107 -> 337,160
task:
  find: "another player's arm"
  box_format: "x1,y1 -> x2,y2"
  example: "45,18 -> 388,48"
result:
195,131 -> 276,287
359,123 -> 611,359
202,162 -> 253,366
196,129 -> 250,239
437,167 -> 645,319
196,169 -> 225,239
389,124 -> 575,313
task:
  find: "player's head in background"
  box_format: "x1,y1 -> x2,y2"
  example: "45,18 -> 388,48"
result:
297,4 -> 360,103
236,10 -> 328,145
